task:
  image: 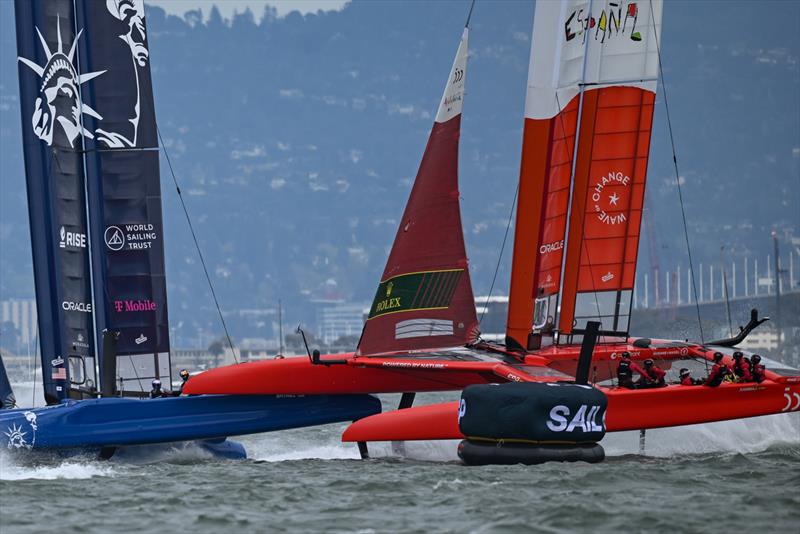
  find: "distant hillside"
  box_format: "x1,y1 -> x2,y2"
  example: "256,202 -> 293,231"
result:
1,1 -> 798,339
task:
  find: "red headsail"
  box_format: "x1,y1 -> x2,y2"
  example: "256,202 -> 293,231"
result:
357,28 -> 478,356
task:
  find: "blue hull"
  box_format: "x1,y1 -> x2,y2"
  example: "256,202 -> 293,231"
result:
0,394 -> 381,453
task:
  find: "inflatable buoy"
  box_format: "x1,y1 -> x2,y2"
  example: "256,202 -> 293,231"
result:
457,382 -> 608,465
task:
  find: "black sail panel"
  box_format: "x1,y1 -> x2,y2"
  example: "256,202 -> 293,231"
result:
76,0 -> 171,394
14,0 -> 97,403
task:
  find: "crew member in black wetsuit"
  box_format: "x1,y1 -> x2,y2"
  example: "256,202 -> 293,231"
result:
617,352 -> 643,389
178,369 -> 190,394
704,352 -> 730,387
150,379 -> 168,398
750,354 -> 767,383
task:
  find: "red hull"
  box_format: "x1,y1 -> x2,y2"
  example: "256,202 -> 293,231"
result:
184,340 -> 693,396
342,380 -> 800,443
183,353 -> 500,395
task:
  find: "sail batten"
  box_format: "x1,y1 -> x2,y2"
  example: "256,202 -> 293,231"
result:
357,28 -> 477,356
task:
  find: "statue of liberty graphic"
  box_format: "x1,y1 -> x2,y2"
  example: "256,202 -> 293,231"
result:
17,17 -> 105,148
95,0 -> 149,148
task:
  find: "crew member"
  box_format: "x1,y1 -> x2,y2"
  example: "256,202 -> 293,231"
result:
174,369 -> 191,396
731,351 -> 752,382
750,354 -> 767,383
637,359 -> 667,388
149,379 -> 167,398
617,352 -> 642,389
679,368 -> 701,386
704,352 -> 730,387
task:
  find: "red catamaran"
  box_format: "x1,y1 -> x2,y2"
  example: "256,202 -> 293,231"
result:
185,0 -> 800,463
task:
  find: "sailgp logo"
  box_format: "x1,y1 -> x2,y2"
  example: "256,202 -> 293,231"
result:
546,404 -> 605,433
135,333 -> 148,345
458,398 -> 467,422
592,171 -> 631,225
17,16 -> 106,147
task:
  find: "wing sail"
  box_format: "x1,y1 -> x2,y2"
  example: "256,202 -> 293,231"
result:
506,0 -> 663,346
76,0 -> 172,393
357,28 -> 478,356
15,0 -> 98,403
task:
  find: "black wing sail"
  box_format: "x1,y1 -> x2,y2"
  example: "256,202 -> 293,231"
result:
76,0 -> 172,395
15,0 -> 98,403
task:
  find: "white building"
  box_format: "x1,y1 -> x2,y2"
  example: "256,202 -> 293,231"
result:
315,300 -> 369,345
0,299 -> 37,348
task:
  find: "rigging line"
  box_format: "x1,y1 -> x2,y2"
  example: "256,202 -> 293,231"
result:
479,183 -> 518,326
156,125 -> 239,364
124,352 -> 148,394
648,0 -> 705,347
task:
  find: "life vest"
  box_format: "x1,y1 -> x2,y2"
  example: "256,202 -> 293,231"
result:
733,358 -> 751,380
706,363 -> 729,387
751,363 -> 766,383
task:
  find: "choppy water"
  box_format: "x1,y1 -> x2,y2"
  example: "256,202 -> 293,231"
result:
1,391 -> 799,534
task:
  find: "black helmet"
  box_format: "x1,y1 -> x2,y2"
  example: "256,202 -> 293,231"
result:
679,368 -> 690,378
713,352 -> 724,362
644,358 -> 654,366
732,351 -> 744,359
621,351 -> 631,359
751,354 -> 761,364
180,369 -> 190,380
152,379 -> 161,389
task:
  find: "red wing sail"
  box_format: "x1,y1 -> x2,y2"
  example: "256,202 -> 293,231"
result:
559,87 -> 655,335
506,0 -> 663,344
357,29 -> 478,356
506,96 -> 579,349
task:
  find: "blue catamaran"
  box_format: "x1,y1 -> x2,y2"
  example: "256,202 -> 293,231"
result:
0,0 -> 380,460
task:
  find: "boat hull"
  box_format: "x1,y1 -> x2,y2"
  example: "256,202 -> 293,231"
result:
341,380 -> 800,443
0,393 -> 381,452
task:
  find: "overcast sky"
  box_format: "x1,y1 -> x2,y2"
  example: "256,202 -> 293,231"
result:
145,0 -> 349,19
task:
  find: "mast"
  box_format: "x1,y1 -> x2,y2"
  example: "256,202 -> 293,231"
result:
773,232 -> 782,352
357,23 -> 477,356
